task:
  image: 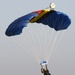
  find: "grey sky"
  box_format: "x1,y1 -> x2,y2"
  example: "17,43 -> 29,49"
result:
0,0 -> 75,75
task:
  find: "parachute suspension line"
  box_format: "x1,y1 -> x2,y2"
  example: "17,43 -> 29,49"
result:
13,26 -> 41,63
46,17 -> 63,63
43,26 -> 53,61
53,31 -> 65,51
51,16 -> 66,51
37,27 -> 45,62
12,35 -> 40,63
33,24 -> 49,62
46,31 -> 66,63
34,24 -> 53,61
46,16 -> 67,62
46,30 -> 56,63
46,29 -> 54,61
42,25 -> 49,60
46,31 -> 61,63
21,34 -> 40,63
36,25 -> 44,62
44,27 -> 54,62
40,25 -> 49,61
43,18 -> 57,62
52,16 -> 66,52
25,26 -> 42,63
27,24 -> 42,62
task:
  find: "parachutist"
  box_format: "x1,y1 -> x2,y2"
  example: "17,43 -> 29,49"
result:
40,61 -> 51,75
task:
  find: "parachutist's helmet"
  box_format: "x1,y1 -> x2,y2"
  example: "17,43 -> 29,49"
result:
41,61 -> 47,65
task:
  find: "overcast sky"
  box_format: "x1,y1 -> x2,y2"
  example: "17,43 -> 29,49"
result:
0,0 -> 75,75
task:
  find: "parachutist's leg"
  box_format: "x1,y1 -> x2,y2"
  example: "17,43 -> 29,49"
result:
45,64 -> 48,70
41,68 -> 44,73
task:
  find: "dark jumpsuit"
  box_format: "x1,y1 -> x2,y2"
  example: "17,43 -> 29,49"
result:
41,69 -> 51,75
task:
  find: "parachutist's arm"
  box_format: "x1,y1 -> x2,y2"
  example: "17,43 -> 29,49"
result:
40,63 -> 43,69
40,63 -> 44,73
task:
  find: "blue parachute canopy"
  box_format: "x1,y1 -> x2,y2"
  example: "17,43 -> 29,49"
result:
5,12 -> 38,36
36,11 -> 71,31
5,10 -> 71,36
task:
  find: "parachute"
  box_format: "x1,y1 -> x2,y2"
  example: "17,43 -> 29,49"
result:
5,6 -> 71,63
5,9 -> 71,36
